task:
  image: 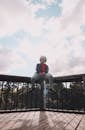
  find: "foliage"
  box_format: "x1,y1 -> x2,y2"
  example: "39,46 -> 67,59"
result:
0,81 -> 85,111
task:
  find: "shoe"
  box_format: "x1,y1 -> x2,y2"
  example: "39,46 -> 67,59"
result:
49,88 -> 54,92
47,84 -> 54,91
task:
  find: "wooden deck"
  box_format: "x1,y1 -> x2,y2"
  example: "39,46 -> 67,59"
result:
0,111 -> 84,130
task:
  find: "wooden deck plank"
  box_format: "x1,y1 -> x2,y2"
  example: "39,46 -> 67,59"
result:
11,112 -> 35,130
0,113 -> 17,130
38,111 -> 52,130
0,111 -> 84,130
0,113 -> 20,130
31,111 -> 40,130
64,114 -> 83,130
77,115 -> 85,130
46,112 -> 76,130
45,112 -> 63,130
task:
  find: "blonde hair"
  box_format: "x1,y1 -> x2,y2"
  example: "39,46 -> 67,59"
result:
40,56 -> 47,62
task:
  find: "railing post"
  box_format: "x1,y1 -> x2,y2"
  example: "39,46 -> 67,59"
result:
82,75 -> 85,111
83,76 -> 85,89
40,80 -> 44,111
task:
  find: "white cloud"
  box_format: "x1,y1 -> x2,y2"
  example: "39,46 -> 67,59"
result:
18,0 -> 85,76
61,0 -> 80,16
19,33 -> 85,76
61,0 -> 85,27
0,45 -> 26,74
0,0 -> 85,76
0,0 -> 45,37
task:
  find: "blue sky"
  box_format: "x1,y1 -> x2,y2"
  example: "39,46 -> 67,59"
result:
36,3 -> 62,18
0,0 -> 85,77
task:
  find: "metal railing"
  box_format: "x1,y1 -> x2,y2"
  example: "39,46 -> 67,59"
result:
0,74 -> 85,113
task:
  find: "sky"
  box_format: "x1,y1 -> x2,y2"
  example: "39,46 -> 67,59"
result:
0,0 -> 85,77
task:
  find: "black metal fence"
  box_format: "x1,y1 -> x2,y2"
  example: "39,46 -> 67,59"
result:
0,74 -> 85,113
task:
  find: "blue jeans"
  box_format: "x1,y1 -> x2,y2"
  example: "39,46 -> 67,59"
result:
31,72 -> 53,88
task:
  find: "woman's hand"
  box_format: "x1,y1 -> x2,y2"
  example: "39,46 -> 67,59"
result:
39,72 -> 45,76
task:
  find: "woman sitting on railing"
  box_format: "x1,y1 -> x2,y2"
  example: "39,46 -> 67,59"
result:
31,56 -> 53,88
